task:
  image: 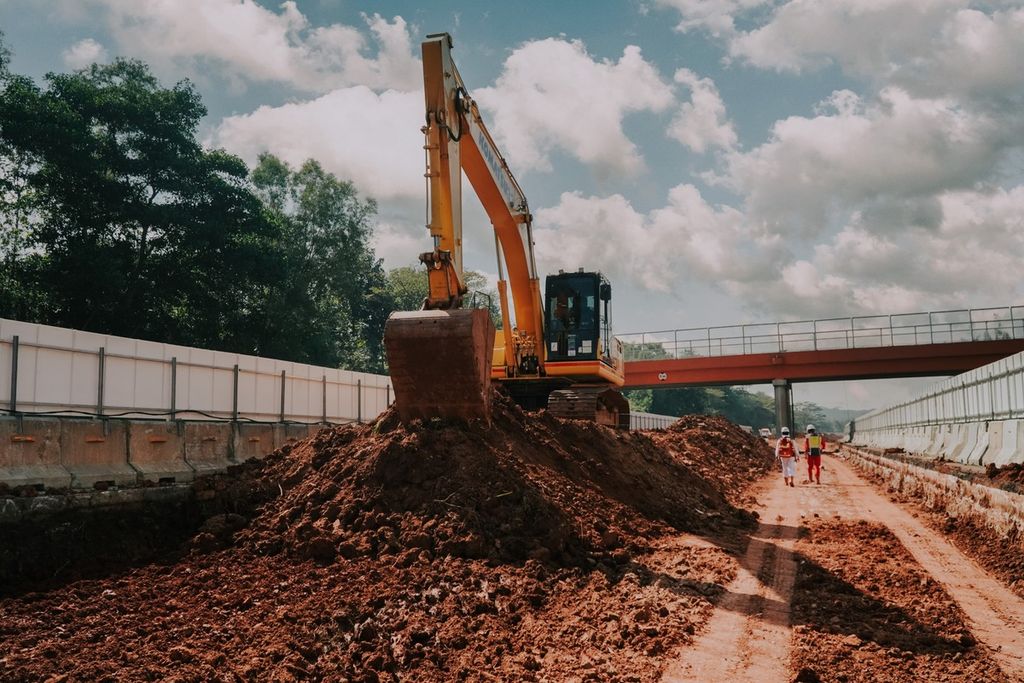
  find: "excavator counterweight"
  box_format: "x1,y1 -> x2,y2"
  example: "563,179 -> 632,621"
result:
384,309 -> 496,423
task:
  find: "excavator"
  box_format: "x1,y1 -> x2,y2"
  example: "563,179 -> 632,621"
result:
384,32 -> 629,428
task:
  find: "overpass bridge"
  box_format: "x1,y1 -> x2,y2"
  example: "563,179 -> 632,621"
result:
620,306 -> 1024,431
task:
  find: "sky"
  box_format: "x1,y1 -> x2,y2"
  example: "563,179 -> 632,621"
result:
2,0 -> 1023,411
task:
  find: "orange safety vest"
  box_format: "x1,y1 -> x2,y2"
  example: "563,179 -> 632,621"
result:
777,438 -> 795,458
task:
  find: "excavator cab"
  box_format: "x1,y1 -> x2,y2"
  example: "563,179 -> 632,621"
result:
544,271 -> 629,429
545,270 -> 613,366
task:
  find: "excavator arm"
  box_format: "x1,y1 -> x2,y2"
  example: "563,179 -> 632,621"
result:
384,32 -> 627,427
420,33 -> 544,376
384,33 -> 545,423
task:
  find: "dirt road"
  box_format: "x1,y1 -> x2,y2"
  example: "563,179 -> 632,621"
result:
662,453 -> 1024,682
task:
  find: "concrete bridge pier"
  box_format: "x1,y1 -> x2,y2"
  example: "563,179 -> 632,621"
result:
773,379 -> 794,435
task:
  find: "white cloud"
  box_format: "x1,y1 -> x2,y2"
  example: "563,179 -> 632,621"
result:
667,68 -> 737,153
534,180 -> 1024,320
87,1 -> 419,93
210,87 -> 422,200
897,8 -> 1024,100
738,185 -> 1024,317
62,38 -> 108,69
474,38 -> 674,174
534,184 -> 770,294
690,1 -> 1024,101
727,0 -> 960,76
654,0 -> 773,37
720,87 -> 1015,234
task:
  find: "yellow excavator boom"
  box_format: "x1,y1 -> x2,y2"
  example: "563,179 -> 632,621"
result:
385,32 -> 626,426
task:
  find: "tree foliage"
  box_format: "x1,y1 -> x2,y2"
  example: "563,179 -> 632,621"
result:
250,154 -> 388,371
381,265 -> 502,328
0,50 -> 392,372
0,58 -> 277,347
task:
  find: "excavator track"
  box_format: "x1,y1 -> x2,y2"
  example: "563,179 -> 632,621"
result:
547,386 -> 630,429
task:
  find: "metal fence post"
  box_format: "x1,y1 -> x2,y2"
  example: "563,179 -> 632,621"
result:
989,378 -> 996,420
322,375 -> 327,424
279,370 -> 286,422
386,384 -> 391,407
97,347 -> 106,416
357,379 -> 362,423
9,335 -> 18,413
232,364 -> 239,421
170,356 -> 177,419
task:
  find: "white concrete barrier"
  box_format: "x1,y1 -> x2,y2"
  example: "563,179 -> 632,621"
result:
990,420 -> 1024,468
965,423 -> 990,465
848,348 -> 1024,466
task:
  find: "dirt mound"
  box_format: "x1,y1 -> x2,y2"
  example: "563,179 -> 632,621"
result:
652,415 -> 773,505
0,395 -> 775,682
985,461 -> 1024,493
226,395 -> 771,568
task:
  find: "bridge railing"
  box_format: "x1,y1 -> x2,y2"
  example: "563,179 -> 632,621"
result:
620,306 -> 1024,361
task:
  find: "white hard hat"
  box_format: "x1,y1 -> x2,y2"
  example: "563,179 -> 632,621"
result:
807,424 -> 816,432
781,427 -> 790,435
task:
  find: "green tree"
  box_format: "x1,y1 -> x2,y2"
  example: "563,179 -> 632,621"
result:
621,340 -> 671,361
250,154 -> 387,371
794,401 -> 828,433
0,58 -> 278,347
381,265 -> 501,328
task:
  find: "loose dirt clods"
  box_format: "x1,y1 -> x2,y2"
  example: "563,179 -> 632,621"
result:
790,519 -> 1008,683
0,394 -> 774,682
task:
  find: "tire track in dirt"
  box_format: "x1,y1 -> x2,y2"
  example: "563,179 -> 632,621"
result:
661,475 -> 799,682
827,454 -> 1024,679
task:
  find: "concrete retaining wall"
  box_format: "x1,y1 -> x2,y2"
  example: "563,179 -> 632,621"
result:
1,416 -> 327,490
0,417 -> 70,489
845,446 -> 1024,543
128,422 -> 193,484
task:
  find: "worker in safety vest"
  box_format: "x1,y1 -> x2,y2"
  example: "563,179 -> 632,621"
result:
803,424 -> 826,485
774,427 -> 800,488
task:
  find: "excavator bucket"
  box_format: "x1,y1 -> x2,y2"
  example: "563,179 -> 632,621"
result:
384,309 -> 497,424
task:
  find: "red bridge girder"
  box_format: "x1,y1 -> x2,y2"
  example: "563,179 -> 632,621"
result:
623,339 -> 1024,388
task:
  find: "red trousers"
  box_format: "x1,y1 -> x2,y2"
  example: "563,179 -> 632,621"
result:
807,454 -> 822,481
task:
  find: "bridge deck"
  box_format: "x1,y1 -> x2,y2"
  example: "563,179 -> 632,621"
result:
623,339 -> 1024,387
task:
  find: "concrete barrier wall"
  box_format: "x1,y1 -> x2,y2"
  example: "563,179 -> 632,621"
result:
629,411 -> 678,430
0,318 -> 392,424
0,417 -> 69,489
0,416 -> 328,490
848,349 -> 1024,465
60,420 -> 136,488
845,446 -> 1024,542
128,422 -> 192,484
